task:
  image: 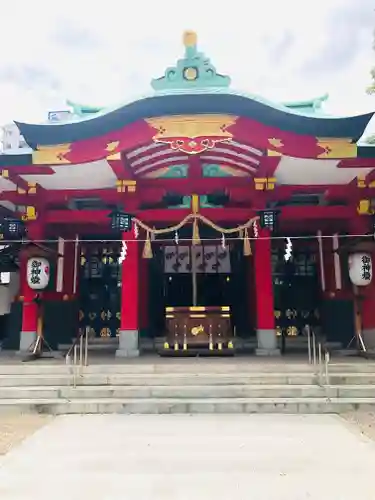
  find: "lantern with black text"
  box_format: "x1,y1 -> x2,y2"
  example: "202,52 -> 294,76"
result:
109,210 -> 132,232
26,257 -> 50,290
258,210 -> 279,232
348,253 -> 372,287
0,218 -> 26,240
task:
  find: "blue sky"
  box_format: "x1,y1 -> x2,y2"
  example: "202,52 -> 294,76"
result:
0,0 -> 374,132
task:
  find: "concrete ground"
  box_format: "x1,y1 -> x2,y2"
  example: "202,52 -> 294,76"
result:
0,415 -> 375,499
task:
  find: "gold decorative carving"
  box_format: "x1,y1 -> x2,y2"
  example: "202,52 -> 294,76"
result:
184,67 -> 198,81
21,206 -> 37,221
33,144 -> 72,164
357,199 -> 374,215
146,114 -> 237,154
191,324 -> 205,336
27,182 -> 37,195
268,138 -> 284,148
317,138 -> 357,159
100,327 -> 111,337
267,149 -> 282,157
357,175 -> 367,188
105,141 -> 120,152
183,30 -> 197,47
116,179 -> 136,193
191,194 -> 199,214
254,177 -> 276,190
107,152 -> 121,160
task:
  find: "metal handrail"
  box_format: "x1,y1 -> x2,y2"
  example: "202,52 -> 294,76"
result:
305,324 -> 330,388
65,326 -> 89,387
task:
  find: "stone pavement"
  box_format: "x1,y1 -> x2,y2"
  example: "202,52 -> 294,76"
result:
0,414 -> 375,499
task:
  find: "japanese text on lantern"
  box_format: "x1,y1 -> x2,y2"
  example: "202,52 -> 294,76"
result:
30,260 -> 41,286
361,255 -> 371,281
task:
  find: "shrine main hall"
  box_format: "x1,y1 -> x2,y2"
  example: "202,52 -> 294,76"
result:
0,31 -> 375,357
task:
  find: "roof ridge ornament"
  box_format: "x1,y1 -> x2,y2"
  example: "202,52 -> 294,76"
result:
151,31 -> 231,91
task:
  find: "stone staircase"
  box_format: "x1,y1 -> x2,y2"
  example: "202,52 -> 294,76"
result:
57,336 -> 344,356
0,359 -> 374,414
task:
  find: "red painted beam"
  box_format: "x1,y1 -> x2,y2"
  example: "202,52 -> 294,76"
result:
45,205 -> 354,226
278,205 -> 353,220
45,208 -> 255,225
121,152 -> 135,179
188,155 -> 202,179
0,182 -> 355,207
107,155 -> 135,180
267,184 -> 353,202
255,156 -> 281,178
0,170 -> 48,204
138,177 -> 253,191
107,159 -> 124,180
338,158 -> 375,168
10,166 -> 55,175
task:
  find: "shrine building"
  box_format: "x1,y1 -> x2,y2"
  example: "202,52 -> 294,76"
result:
0,30 -> 375,357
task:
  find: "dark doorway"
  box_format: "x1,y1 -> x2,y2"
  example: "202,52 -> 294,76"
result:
273,249 -> 321,339
148,240 -> 249,337
78,243 -> 121,338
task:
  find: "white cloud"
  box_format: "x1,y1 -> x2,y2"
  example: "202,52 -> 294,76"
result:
0,0 -> 373,128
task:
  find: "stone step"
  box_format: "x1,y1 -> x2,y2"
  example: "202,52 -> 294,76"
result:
59,337 -> 120,352
0,361 -> 374,375
0,372 -> 374,386
0,397 -> 375,415
0,384 -> 374,399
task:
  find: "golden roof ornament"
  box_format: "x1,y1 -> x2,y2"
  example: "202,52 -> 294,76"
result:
151,31 -> 231,91
183,30 -> 197,48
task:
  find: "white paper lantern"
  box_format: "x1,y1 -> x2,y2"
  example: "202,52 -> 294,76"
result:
348,253 -> 372,287
27,257 -> 50,290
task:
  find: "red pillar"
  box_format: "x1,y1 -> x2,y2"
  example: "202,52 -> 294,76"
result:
253,229 -> 279,354
19,223 -> 44,352
62,240 -> 78,296
116,231 -> 140,357
247,257 -> 256,333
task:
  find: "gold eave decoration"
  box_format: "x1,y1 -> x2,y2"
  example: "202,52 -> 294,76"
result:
267,149 -> 282,157
107,152 -> 121,160
357,199 -> 374,215
254,177 -> 276,190
357,175 -> 367,188
32,144 -> 72,164
146,114 -> 237,141
105,141 -> 120,152
21,206 -> 37,221
316,138 -> 357,159
268,138 -> 284,148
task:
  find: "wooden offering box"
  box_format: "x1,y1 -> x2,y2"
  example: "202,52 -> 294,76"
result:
161,305 -> 235,355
